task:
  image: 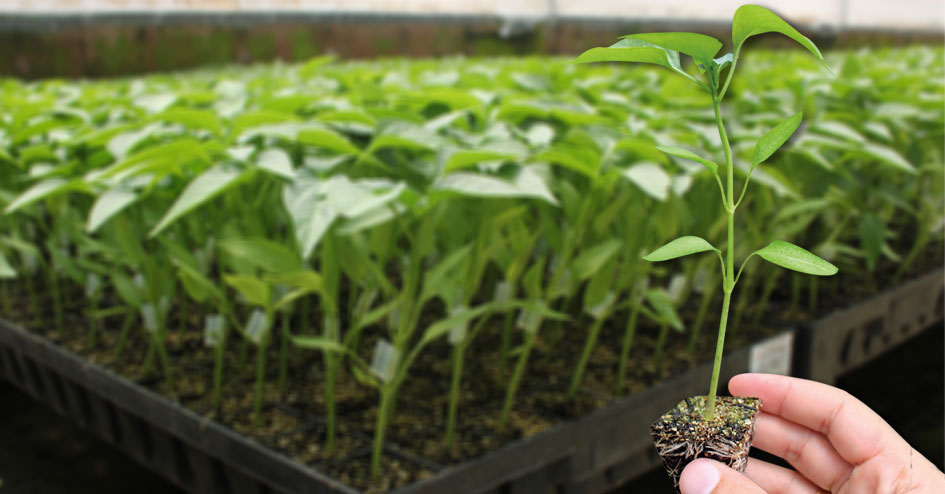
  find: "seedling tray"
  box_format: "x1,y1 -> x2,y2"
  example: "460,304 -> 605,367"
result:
0,268 -> 941,494
0,311 -> 773,494
793,268 -> 945,384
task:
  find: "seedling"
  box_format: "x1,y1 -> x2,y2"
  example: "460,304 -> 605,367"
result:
574,4 -> 839,421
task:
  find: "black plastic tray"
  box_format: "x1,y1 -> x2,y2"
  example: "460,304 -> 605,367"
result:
793,268 -> 944,384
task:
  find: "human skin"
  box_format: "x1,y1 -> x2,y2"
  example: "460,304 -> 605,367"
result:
679,373 -> 945,494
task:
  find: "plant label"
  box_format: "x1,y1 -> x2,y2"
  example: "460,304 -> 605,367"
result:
370,339 -> 400,383
749,332 -> 794,375
204,314 -> 225,348
141,303 -> 159,334
516,302 -> 545,334
493,281 -> 512,304
245,310 -> 270,346
447,305 -> 469,346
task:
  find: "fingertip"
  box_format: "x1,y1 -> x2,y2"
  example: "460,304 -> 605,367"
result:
680,459 -> 721,494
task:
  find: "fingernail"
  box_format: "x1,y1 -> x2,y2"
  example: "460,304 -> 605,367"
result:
679,459 -> 721,494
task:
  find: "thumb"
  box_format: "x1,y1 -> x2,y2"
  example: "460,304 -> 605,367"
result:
680,459 -> 767,494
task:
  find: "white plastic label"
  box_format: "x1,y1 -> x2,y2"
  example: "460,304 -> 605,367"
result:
516,302 -> 545,334
203,314 -> 226,348
749,332 -> 794,376
245,309 -> 270,345
370,339 -> 400,383
494,281 -> 512,304
141,304 -> 159,334
586,291 -> 616,320
447,305 -> 469,346
85,273 -> 102,298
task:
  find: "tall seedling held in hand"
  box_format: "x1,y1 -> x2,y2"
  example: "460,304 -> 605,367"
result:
574,5 -> 838,419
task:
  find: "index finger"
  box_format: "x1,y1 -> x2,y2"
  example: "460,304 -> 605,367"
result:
728,373 -> 910,465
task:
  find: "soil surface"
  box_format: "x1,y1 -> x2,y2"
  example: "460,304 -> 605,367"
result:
0,243 -> 941,492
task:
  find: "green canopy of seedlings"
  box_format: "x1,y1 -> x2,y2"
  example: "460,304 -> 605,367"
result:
0,35 -> 941,487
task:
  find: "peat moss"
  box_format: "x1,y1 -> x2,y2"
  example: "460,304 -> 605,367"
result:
651,395 -> 761,493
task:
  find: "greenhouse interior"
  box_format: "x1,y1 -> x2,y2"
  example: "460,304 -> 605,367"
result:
0,1 -> 943,493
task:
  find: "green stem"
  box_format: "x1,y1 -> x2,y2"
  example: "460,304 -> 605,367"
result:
687,277 -> 717,357
568,315 -> 606,398
751,271 -> 781,328
324,353 -> 337,454
252,343 -> 267,428
278,310 -> 289,394
155,329 -> 173,388
87,295 -> 101,348
24,274 -> 39,324
499,330 -> 535,433
114,312 -> 134,357
1,280 -> 12,315
49,270 -> 64,336
705,90 -> 736,421
444,343 -> 465,451
651,323 -> 670,370
498,311 -> 513,378
212,341 -> 224,411
616,301 -> 641,392
371,386 -> 393,479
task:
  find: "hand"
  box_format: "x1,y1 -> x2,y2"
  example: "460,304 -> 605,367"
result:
679,373 -> 945,494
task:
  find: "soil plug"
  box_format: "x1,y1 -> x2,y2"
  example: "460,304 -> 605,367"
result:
651,396 -> 760,493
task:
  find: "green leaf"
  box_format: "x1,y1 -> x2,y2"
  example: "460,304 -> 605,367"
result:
224,275 -> 271,307
4,178 -> 85,214
266,270 -> 323,293
219,237 -> 301,274
622,32 -> 722,62
644,236 -> 719,262
572,38 -> 699,84
0,251 -> 16,279
111,272 -> 143,308
435,169 -> 558,205
149,165 -> 246,237
421,304 -> 493,345
655,145 -> 718,174
255,148 -> 295,179
87,188 -> 137,233
854,143 -> 916,174
753,112 -> 803,166
297,128 -> 360,155
290,336 -> 347,354
572,239 -> 622,281
282,178 -> 338,260
859,214 -> 884,271
754,240 -> 838,276
172,258 -> 223,304
644,288 -> 684,332
444,149 -> 518,173
732,5 -> 831,72
622,162 -> 671,201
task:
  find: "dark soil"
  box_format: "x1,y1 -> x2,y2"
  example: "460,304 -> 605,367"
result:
0,241 -> 941,492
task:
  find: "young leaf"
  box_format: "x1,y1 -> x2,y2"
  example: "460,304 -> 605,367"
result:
87,188 -> 138,233
219,237 -> 301,274
754,240 -> 838,276
643,236 -> 719,262
224,275 -> 272,307
655,145 -> 719,174
732,5 -> 830,72
753,112 -> 803,166
149,166 -> 246,237
282,178 -> 338,260
571,239 -> 622,281
644,288 -> 685,332
622,32 -> 722,63
572,38 -> 699,84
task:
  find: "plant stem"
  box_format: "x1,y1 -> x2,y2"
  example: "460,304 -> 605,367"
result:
324,352 -> 337,454
114,312 -> 134,357
687,275 -> 717,358
87,295 -> 100,347
49,270 -> 64,336
155,329 -> 173,387
651,322 -> 670,369
498,330 -> 535,433
212,340 -> 224,411
616,300 -> 641,392
705,91 -> 736,421
444,343 -> 465,451
252,343 -> 267,428
568,315 -> 606,398
278,310 -> 289,394
498,311 -> 513,377
1,280 -> 13,315
371,386 -> 393,479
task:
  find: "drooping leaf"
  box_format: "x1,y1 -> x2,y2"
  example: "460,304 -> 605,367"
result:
643,236 -> 719,262
622,32 -> 722,63
149,165 -> 246,237
282,177 -> 338,260
224,275 -> 272,307
218,237 -> 301,274
572,38 -> 699,84
644,288 -> 685,332
753,112 -> 803,166
622,162 -> 671,201
853,143 -> 916,174
4,178 -> 85,214
754,240 -> 838,276
572,239 -> 622,281
732,5 -> 831,72
87,188 -> 138,233
655,145 -> 719,174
